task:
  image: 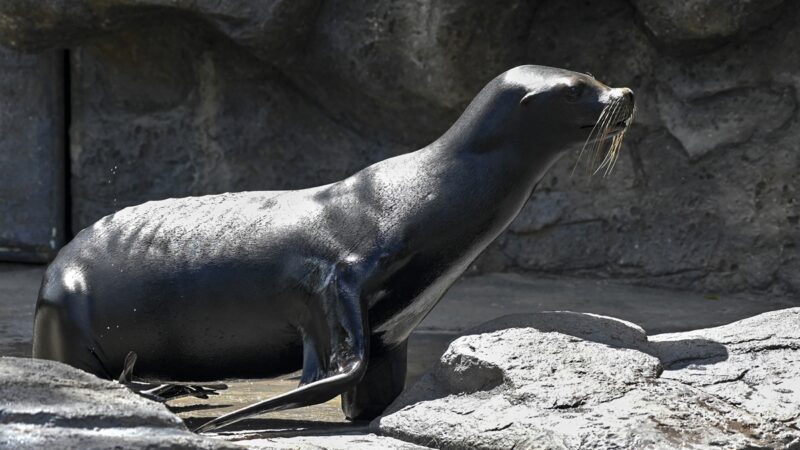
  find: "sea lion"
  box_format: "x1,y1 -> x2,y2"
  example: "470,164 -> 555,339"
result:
32,65 -> 635,432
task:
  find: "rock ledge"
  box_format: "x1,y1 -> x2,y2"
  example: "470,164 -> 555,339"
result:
375,309 -> 800,450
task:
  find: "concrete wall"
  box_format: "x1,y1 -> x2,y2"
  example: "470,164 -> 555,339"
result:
0,48 -> 65,262
0,0 -> 797,295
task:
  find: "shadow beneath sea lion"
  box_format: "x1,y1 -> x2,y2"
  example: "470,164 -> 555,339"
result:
167,403 -> 233,414
184,417 -> 370,440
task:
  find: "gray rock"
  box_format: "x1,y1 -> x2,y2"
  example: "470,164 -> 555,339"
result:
0,356 -> 239,449
0,0 -> 320,63
67,23 -> 394,232
244,433 -> 431,449
375,310 -> 800,449
630,0 -> 786,52
0,425 -> 241,450
656,85 -> 796,159
651,308 -> 800,425
0,47 -> 65,262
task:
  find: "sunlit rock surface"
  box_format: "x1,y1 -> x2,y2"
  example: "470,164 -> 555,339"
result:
652,308 -> 800,426
0,357 -> 238,449
2,308 -> 798,449
375,309 -> 800,449
245,434 -> 431,449
0,0 -> 798,295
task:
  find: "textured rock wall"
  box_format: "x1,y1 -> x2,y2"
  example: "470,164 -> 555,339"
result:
0,0 -> 797,294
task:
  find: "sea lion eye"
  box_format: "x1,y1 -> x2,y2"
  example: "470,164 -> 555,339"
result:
564,84 -> 583,102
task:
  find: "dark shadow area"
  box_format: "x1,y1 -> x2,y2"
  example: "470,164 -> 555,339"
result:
469,311 -> 729,368
410,312 -> 730,383
183,417 -> 369,439
167,403 -> 233,414
648,339 -> 730,370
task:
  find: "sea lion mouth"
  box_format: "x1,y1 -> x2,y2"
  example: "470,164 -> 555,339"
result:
580,120 -> 627,130
573,95 -> 636,177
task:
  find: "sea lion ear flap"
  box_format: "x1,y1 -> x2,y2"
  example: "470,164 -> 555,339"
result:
519,91 -> 537,107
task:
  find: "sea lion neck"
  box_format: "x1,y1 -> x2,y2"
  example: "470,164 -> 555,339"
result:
432,82 -> 564,168
424,103 -> 564,201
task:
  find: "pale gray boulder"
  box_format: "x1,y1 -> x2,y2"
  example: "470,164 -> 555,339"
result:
0,356 -> 239,449
245,433 -> 432,449
630,0 -> 786,52
651,308 -> 800,426
375,310 -> 800,450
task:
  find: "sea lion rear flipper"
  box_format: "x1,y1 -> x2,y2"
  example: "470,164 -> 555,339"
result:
193,262 -> 369,433
117,350 -> 227,401
138,382 -> 227,401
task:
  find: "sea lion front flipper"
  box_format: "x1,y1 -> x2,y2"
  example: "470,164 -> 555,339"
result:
342,339 -> 408,420
118,351 -> 137,384
193,262 -> 369,433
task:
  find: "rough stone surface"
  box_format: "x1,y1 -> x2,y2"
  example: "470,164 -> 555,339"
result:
0,0 -> 321,63
0,0 -> 798,296
651,308 -> 800,426
630,0 -> 786,52
65,23 -> 402,233
244,433 -> 431,449
0,47 -> 64,262
0,356 -> 239,449
375,309 -> 800,449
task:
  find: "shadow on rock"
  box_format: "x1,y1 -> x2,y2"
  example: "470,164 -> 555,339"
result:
468,311 -> 729,369
647,338 -> 729,369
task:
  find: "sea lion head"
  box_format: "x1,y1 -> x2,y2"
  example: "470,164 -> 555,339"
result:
510,65 -> 635,174
456,65 -> 635,175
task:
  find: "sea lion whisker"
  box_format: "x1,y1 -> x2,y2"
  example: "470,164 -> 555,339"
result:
609,115 -> 633,174
587,102 -> 615,175
597,102 -> 625,170
594,101 -> 627,176
603,134 -> 623,177
598,122 -> 626,176
612,101 -> 637,171
591,99 -> 621,175
572,103 -> 611,175
599,99 -> 636,176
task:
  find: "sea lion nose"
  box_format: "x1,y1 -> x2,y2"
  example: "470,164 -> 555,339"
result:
619,88 -> 634,104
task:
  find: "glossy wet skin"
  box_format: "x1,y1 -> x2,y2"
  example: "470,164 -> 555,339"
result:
32,65 -> 634,431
